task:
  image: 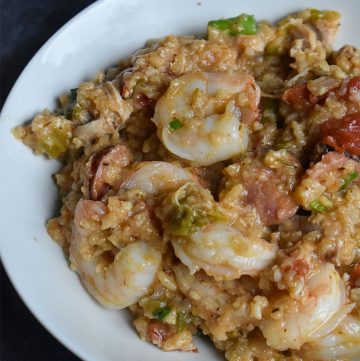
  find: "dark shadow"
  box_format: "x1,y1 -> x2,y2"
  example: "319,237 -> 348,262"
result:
0,0 -> 95,107
1,263 -> 81,361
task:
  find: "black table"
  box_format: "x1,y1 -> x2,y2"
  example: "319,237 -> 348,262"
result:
1,1 -> 96,360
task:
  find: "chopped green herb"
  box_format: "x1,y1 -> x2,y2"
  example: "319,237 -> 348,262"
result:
265,40 -> 284,55
170,204 -> 204,236
261,98 -> 279,123
169,119 -> 183,131
275,141 -> 290,150
339,171 -> 359,191
152,306 -> 171,321
279,160 -> 295,167
308,9 -> 324,21
170,204 -> 227,236
208,14 -> 257,36
176,310 -> 191,332
227,330 -> 239,339
309,199 -> 326,212
308,9 -> 339,22
265,22 -> 291,55
72,104 -> 83,120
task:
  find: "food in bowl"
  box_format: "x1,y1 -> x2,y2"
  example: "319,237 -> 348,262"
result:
13,8 -> 360,361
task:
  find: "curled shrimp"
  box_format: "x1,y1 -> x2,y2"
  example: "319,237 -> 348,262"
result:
172,223 -> 277,281
152,71 -> 260,166
302,314 -> 360,361
70,199 -> 162,309
259,262 -> 346,351
173,263 -> 231,321
120,161 -> 197,196
70,162 -> 196,308
158,183 -> 277,281
173,263 -> 271,342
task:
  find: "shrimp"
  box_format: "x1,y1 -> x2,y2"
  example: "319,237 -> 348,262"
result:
259,262 -> 346,351
69,199 -> 162,309
152,71 -> 260,166
120,161 -> 197,196
174,264 -> 269,341
172,223 -> 277,281
302,314 -> 360,361
173,263 -> 237,341
69,162 -> 196,308
173,263 -> 231,319
158,183 -> 277,281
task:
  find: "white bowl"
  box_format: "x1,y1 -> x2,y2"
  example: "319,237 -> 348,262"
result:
1,0 -> 359,360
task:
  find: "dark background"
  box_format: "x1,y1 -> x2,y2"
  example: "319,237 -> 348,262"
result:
1,1 -> 96,360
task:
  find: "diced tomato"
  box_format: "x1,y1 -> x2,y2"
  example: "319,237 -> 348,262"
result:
283,76 -> 360,111
346,76 -> 360,97
282,83 -> 319,110
334,76 -> 360,99
321,113 -> 360,156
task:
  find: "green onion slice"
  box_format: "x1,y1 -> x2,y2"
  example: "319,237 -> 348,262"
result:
169,119 -> 183,131
176,310 -> 191,332
309,199 -> 326,212
152,306 -> 171,321
208,14 -> 257,36
339,171 -> 358,191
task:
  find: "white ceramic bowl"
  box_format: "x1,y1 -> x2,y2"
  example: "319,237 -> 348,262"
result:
1,0 -> 359,360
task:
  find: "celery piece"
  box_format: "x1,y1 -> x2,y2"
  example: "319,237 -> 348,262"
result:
143,300 -> 166,314
170,204 -> 226,237
38,127 -> 70,158
170,204 -> 202,236
308,9 -> 339,22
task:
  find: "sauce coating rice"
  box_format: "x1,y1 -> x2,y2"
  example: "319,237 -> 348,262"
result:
13,8 -> 360,361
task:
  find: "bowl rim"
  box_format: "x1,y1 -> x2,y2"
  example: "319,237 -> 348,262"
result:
1,1 -> 359,360
0,2 -> 109,360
